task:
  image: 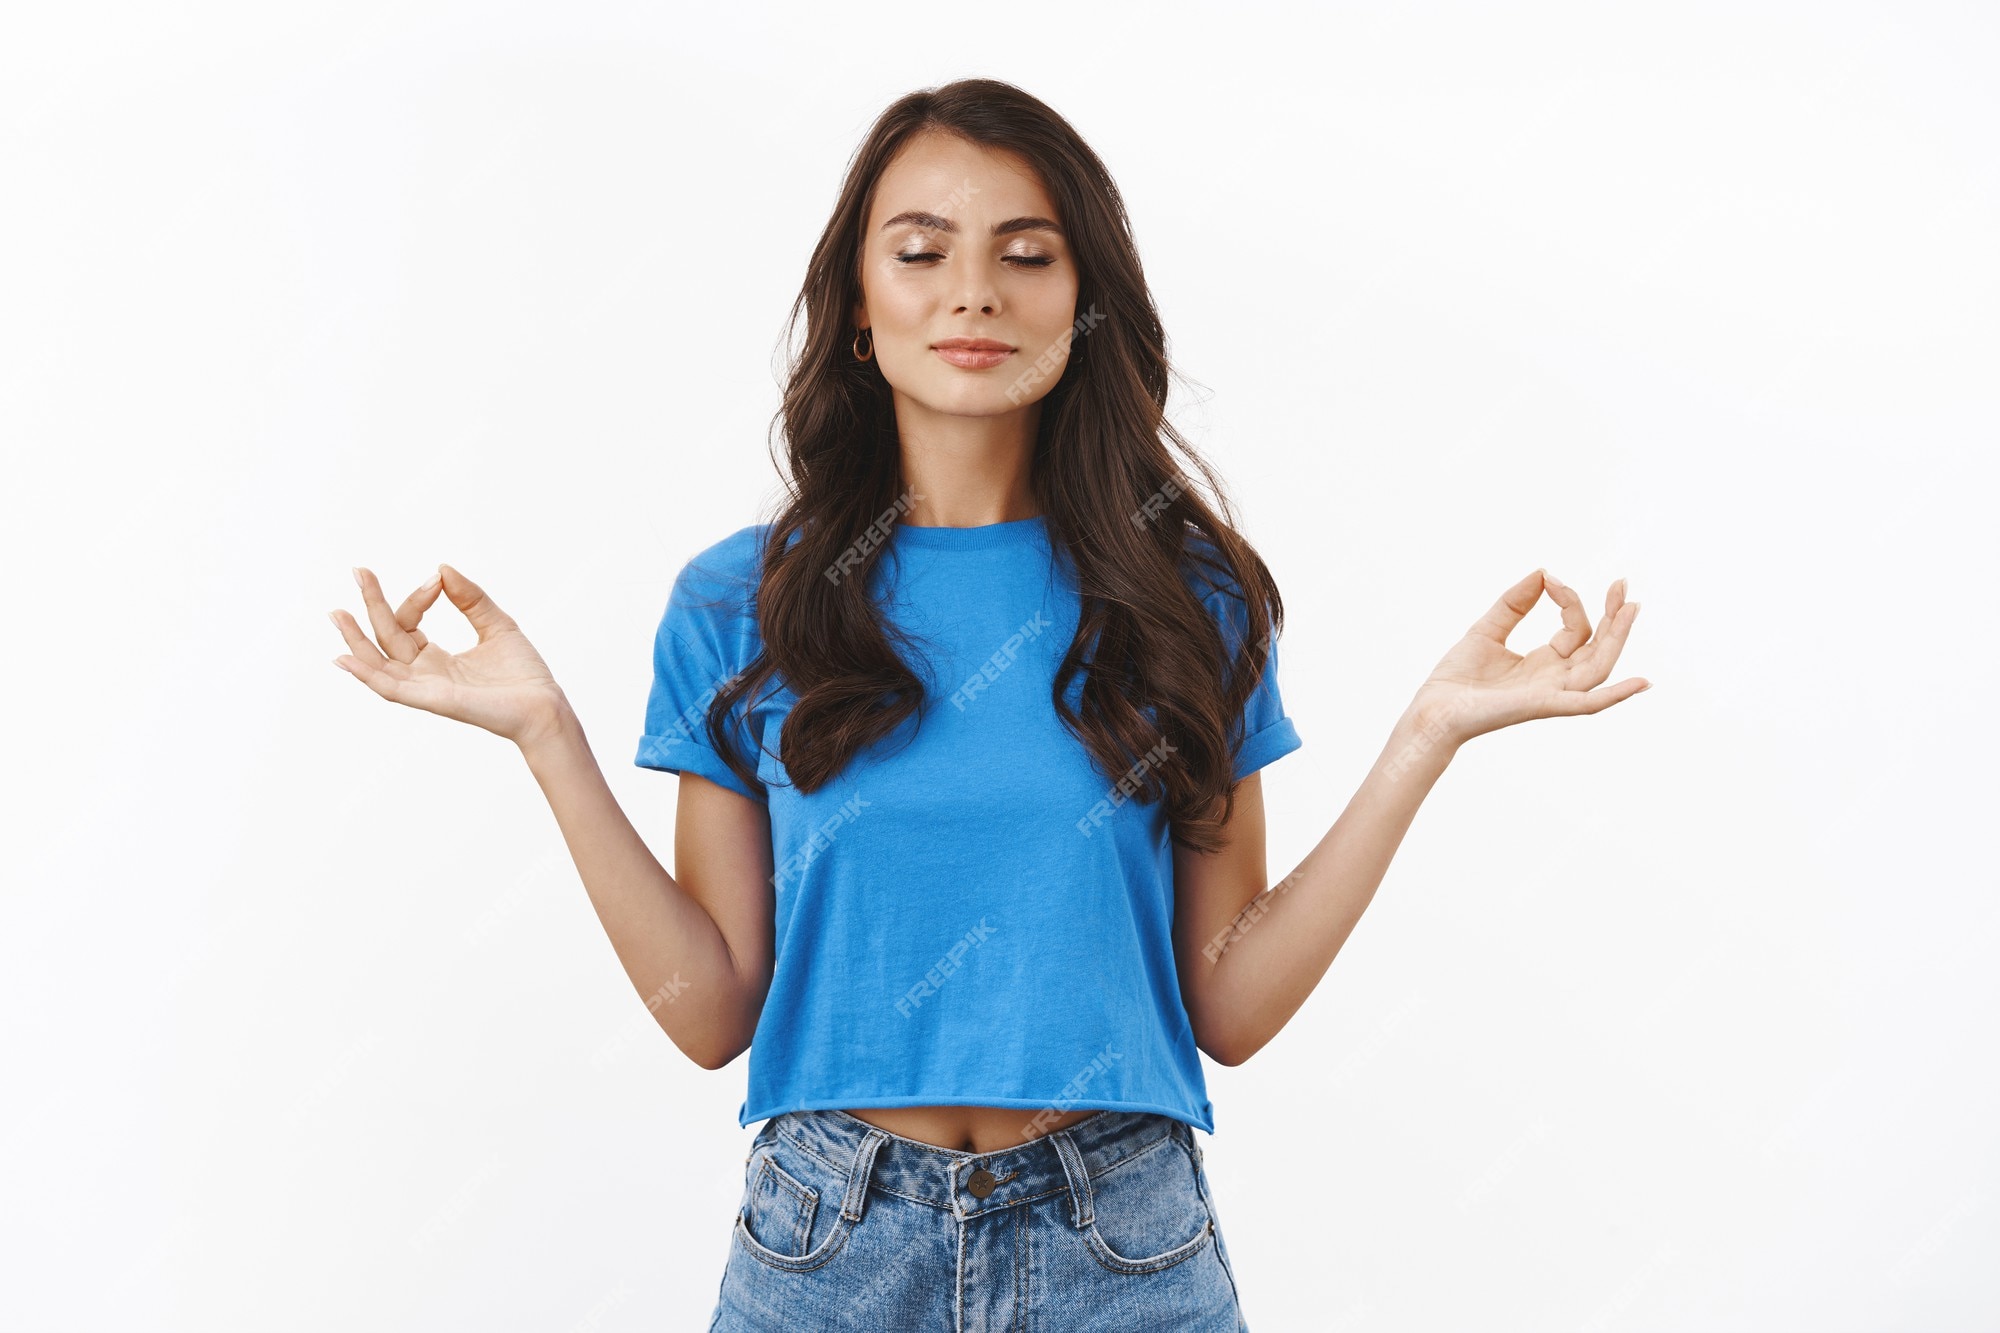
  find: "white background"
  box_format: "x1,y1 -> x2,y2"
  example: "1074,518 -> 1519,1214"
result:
3,2 -> 1994,1329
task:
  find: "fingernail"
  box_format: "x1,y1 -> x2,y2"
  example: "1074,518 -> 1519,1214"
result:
352,567 -> 363,589
327,610 -> 341,628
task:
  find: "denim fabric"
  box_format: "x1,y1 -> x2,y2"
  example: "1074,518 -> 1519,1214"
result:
707,1107 -> 1249,1331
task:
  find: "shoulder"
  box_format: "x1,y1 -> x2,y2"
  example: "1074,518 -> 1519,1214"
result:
1176,527 -> 1283,661
656,522 -> 776,651
670,522 -> 773,605
676,522 -> 772,586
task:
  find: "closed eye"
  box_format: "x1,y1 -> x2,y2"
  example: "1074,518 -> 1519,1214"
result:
895,253 -> 1056,268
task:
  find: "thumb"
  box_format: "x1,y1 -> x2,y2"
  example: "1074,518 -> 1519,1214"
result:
436,562 -> 519,640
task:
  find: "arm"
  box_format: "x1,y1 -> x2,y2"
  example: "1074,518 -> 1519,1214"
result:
519,701 -> 773,1071
1174,704 -> 1455,1067
330,561 -> 771,1072
1175,568 -> 1648,1066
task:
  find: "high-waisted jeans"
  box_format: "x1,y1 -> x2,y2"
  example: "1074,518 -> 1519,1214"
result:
707,1107 -> 1249,1331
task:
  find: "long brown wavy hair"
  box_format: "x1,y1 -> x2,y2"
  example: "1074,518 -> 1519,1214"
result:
694,77 -> 1284,854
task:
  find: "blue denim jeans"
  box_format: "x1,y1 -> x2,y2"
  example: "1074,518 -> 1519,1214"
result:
708,1107 -> 1249,1331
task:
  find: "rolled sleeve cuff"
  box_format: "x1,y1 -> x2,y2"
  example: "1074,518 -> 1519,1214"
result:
1232,716 -> 1302,782
635,732 -> 763,802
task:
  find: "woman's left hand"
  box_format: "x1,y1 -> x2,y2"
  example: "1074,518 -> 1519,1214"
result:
1408,569 -> 1649,746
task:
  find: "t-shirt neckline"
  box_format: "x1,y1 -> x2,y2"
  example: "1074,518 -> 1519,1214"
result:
891,514 -> 1048,550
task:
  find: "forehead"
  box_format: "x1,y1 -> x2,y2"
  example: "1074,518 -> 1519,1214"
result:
867,131 -> 1059,228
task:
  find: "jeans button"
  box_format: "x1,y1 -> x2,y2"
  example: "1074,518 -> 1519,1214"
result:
966,1167 -> 997,1198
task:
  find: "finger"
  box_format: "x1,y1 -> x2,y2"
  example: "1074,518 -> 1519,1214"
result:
332,649 -> 420,704
1541,570 -> 1594,659
437,563 -> 520,642
394,573 -> 443,652
328,607 -> 390,670
1467,568 -> 1548,646
1572,598 -> 1641,685
354,566 -> 424,664
1547,675 -> 1652,716
1574,576 -> 1629,660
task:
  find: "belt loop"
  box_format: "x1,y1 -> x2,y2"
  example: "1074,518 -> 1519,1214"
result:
840,1128 -> 889,1223
1049,1127 -> 1094,1230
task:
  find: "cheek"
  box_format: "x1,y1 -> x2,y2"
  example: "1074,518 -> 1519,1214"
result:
866,279 -> 934,334
1028,280 -> 1083,346
1025,316 -> 1081,364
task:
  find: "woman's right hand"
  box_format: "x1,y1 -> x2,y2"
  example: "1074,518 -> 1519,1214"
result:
330,563 -> 569,746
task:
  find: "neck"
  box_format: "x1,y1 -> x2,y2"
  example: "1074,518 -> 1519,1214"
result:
890,398 -> 1041,527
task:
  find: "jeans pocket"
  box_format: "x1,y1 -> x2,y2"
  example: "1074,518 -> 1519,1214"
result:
743,1150 -> 818,1257
733,1136 -> 856,1272
1082,1130 -> 1217,1276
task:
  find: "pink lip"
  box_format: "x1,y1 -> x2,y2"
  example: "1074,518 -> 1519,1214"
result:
933,343 -> 1014,369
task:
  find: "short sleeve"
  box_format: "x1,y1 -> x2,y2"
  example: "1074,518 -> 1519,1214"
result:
1207,587 -> 1303,783
634,567 -> 768,804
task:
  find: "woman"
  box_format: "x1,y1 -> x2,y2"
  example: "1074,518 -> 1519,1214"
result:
329,78 -> 1647,1332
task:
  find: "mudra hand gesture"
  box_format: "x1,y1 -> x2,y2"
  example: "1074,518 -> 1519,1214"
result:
329,563 -> 569,747
1409,569 -> 1649,746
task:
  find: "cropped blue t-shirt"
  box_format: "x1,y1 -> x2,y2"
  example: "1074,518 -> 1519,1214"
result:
633,514 -> 1301,1135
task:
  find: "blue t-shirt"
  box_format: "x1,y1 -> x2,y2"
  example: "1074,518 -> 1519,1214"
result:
633,514 -> 1301,1135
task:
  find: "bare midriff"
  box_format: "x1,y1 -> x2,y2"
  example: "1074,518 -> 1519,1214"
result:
841,1104 -> 1104,1154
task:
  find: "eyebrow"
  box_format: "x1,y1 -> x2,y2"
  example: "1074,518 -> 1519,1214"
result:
879,210 -> 1064,238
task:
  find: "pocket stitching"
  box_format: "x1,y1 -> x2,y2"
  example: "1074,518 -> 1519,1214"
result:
734,1147 -> 856,1273
1080,1136 -> 1215,1275
743,1151 -> 819,1259
1084,1216 -> 1215,1275
732,1206 -> 855,1273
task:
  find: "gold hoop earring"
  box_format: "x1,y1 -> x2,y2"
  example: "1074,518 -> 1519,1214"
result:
852,328 -> 874,362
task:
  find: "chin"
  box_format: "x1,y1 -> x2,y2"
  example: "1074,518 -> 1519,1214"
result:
917,380 -> 1026,418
